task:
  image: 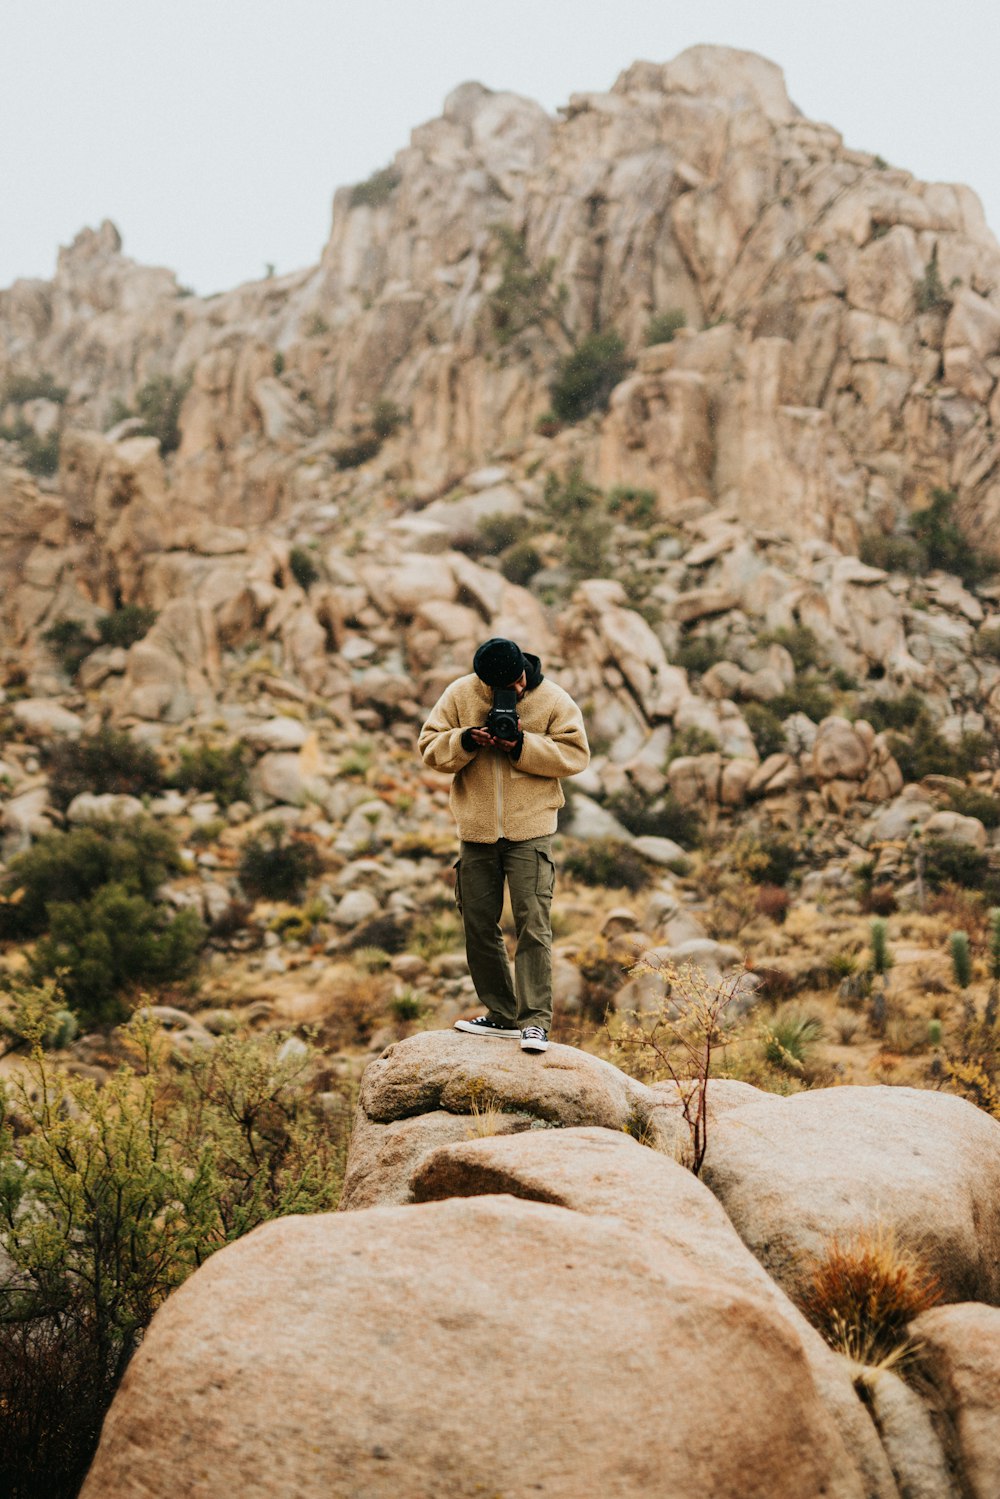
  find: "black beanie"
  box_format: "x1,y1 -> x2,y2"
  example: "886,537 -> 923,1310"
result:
473,637 -> 525,687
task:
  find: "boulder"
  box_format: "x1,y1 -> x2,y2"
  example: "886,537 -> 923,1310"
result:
701,1086 -> 1000,1304
910,1302 -> 1000,1499
66,792 -> 145,823
340,1107 -> 537,1210
809,717 -> 870,783
81,1195 -> 880,1499
12,699 -> 83,738
922,810 -> 989,851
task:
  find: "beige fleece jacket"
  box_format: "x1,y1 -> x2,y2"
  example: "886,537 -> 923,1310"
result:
418,672 -> 590,842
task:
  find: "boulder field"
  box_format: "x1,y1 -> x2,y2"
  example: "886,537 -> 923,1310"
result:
82,1031 -> 1000,1498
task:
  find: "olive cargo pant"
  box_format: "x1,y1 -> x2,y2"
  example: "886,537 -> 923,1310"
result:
455,835 -> 555,1032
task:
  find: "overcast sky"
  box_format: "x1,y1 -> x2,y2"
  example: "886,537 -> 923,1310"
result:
3,0 -> 997,296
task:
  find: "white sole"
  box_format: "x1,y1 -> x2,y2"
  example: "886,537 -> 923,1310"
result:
520,1040 -> 549,1053
454,1021 -> 520,1039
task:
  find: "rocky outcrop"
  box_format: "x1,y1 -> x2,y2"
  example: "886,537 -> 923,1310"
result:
83,1185 -> 883,1499
910,1303 -> 1000,1499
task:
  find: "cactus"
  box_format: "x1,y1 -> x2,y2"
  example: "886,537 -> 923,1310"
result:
927,1018 -> 942,1047
869,919 -> 893,978
949,930 -> 972,990
986,908 -> 1000,1028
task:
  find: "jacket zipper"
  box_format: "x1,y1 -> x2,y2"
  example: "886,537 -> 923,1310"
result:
494,749 -> 504,839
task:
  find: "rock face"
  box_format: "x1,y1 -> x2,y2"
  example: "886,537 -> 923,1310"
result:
700,1085 -> 1000,1303
910,1303 -> 1000,1499
82,1195 -> 877,1499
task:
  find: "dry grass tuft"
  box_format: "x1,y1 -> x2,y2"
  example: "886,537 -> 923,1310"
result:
798,1224 -> 942,1369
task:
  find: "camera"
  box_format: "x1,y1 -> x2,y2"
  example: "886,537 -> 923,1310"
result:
486,687 -> 519,742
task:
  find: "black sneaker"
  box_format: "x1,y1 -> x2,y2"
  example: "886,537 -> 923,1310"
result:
520,1026 -> 549,1053
454,1015 -> 520,1040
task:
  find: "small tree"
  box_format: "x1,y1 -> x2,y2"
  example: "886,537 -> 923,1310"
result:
612,960 -> 744,1174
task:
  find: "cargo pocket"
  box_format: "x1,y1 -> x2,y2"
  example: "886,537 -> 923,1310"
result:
535,847 -> 556,898
453,858 -> 463,914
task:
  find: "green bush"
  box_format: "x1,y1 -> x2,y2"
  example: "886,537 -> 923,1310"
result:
172,741 -> 251,808
743,702 -> 786,759
673,634 -> 725,675
238,825 -> 321,902
606,485 -> 656,523
0,1012 -> 349,1496
45,726 -> 162,811
604,789 -> 702,849
563,839 -> 652,892
888,715 -> 966,782
565,512 -> 613,579
542,464 -> 603,521
912,488 -> 996,588
32,884 -> 203,1025
922,837 -> 990,891
499,541 -> 543,585
949,786 -> 1000,828
734,832 -> 798,887
914,248 -> 950,314
132,374 -> 190,454
334,433 -> 382,469
97,604 -> 157,649
21,432 -> 60,476
371,399 -> 405,439
350,166 -> 401,208
475,513 -> 523,555
1,371 -> 67,404
488,224 -> 572,349
272,351 -> 286,376
759,625 -> 821,673
859,690 -> 925,734
665,726 -> 721,763
763,1013 -> 824,1071
289,546 -> 320,590
42,617 -> 93,677
857,532 -> 925,574
549,331 -> 631,423
0,820 -> 184,942
644,309 -> 686,346
770,678 -> 834,723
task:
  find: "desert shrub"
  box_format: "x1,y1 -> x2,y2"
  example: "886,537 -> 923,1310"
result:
349,165 -> 400,208
759,624 -> 821,673
333,432 -> 382,469
0,819 -> 183,942
770,677 -> 834,722
948,786 -> 1000,828
32,884 -> 204,1024
734,832 -> 797,887
563,839 -> 652,892
130,374 -> 189,454
542,464 -> 603,522
238,825 -> 321,902
371,398 -> 405,438
857,531 -> 924,574
487,224 -> 573,350
475,513 -> 523,555
954,731 -> 994,774
864,883 -> 899,917
665,725 -> 721,763
603,788 -> 702,849
673,633 -> 725,675
410,910 -> 463,961
762,1012 -> 824,1072
606,485 -> 656,523
922,837 -> 990,891
0,1012 -> 348,1496
272,351 -> 285,376
565,511 -> 613,579
172,741 -> 251,807
549,331 -> 630,423
1,371 -> 67,404
912,487 -> 996,588
391,988 -> 424,1022
644,309 -> 686,345
20,432 -> 60,476
797,1225 -> 942,1366
886,715 -> 954,781
289,545 -> 320,590
45,726 -> 162,810
97,604 -> 156,649
756,884 -> 791,923
499,540 -> 542,585
914,247 -> 950,315
42,617 -> 93,677
742,702 -> 786,759
859,689 -> 924,734
974,626 -> 1000,661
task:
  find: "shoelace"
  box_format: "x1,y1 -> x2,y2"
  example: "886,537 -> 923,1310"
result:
523,1027 -> 545,1039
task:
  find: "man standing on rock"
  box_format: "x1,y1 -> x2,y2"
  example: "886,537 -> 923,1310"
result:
418,637 -> 589,1053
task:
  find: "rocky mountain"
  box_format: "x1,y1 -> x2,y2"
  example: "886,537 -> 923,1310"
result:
4,44 -> 1000,1498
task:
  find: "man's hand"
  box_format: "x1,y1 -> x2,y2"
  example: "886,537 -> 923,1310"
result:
468,724 -> 521,752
